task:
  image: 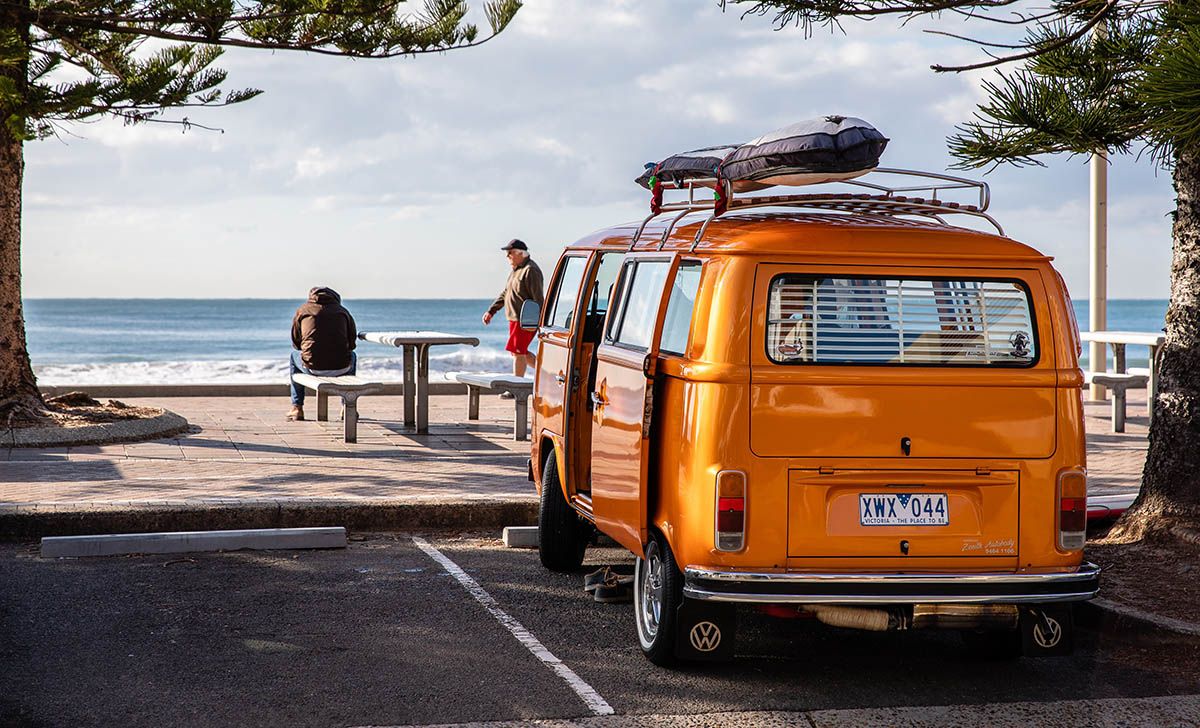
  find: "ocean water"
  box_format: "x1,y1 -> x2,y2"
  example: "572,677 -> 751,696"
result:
26,299 -> 512,385
24,298 -> 1168,384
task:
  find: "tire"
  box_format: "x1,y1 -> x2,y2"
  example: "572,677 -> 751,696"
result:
634,531 -> 684,666
961,628 -> 1023,660
537,450 -> 587,572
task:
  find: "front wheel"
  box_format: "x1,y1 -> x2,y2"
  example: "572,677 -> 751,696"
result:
537,451 -> 587,572
634,532 -> 683,666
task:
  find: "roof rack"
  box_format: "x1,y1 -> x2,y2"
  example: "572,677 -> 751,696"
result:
628,167 -> 1003,251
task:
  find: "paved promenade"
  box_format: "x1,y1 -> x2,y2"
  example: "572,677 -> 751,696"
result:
0,390 -> 1150,536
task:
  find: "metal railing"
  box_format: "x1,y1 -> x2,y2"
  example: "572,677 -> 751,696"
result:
628,167 -> 1003,250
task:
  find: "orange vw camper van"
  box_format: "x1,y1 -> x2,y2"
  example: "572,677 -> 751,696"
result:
521,168 -> 1098,665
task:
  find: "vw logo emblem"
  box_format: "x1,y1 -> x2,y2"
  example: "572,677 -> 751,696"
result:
689,621 -> 722,652
1033,616 -> 1063,648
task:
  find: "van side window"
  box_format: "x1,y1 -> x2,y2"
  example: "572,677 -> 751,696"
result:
660,261 -> 703,355
767,276 -> 1038,366
588,253 -> 625,316
608,261 -> 670,350
545,256 -> 587,329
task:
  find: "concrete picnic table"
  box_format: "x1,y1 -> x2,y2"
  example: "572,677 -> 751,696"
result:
1081,330 -> 1166,424
358,331 -> 480,433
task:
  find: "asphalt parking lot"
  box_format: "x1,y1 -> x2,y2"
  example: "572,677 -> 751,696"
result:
3,533 -> 1199,727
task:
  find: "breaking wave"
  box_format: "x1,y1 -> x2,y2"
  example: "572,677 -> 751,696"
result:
34,347 -> 517,385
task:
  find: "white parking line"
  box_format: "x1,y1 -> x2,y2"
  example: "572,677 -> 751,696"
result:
411,536 -> 614,717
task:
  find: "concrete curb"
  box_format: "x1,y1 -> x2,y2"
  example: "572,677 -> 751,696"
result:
0,500 -> 538,541
1077,597 -> 1200,639
41,526 -> 348,558
4,411 -> 190,448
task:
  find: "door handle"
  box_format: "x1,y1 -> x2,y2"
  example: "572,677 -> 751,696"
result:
555,372 -> 566,385
590,391 -> 608,407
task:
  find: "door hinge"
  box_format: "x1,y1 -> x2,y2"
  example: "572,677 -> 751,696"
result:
641,387 -> 654,438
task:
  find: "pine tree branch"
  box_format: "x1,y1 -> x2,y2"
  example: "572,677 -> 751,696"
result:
20,0 -> 520,58
29,14 -> 501,58
932,0 -> 1120,72
106,111 -> 226,132
723,0 -> 1024,28
923,27 -> 1026,49
946,3 -> 1084,26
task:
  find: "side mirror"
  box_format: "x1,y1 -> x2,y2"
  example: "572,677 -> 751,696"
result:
519,300 -> 542,331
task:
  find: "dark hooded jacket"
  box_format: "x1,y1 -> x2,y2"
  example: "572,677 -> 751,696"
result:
291,287 -> 357,371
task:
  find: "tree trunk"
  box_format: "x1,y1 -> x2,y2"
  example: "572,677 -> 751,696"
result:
1110,145 -> 1200,544
0,2 -> 44,422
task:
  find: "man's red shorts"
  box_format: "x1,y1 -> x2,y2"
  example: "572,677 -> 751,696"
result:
506,320 -> 536,356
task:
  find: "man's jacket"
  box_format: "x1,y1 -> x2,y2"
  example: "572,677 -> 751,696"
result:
487,258 -> 545,321
291,287 -> 357,371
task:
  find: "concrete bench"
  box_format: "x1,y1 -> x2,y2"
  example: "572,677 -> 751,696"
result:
453,373 -> 534,441
290,373 -> 383,443
1084,371 -> 1148,433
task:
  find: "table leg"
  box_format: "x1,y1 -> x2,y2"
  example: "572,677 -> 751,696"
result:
514,394 -> 529,441
1112,387 -> 1127,433
1114,343 -> 1127,374
317,390 -> 329,421
417,344 -> 430,434
344,395 -> 359,443
468,386 -> 479,420
403,345 -> 415,427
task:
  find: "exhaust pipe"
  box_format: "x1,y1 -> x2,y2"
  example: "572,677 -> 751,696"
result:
911,604 -> 1019,630
793,604 -> 1020,632
806,605 -> 894,632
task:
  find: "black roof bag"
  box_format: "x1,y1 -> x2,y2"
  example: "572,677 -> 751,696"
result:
720,116 -> 888,188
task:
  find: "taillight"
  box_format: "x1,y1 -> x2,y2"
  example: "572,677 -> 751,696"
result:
1058,469 -> 1087,551
715,470 -> 746,552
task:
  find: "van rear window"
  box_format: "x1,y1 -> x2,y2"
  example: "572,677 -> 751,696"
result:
767,276 -> 1038,366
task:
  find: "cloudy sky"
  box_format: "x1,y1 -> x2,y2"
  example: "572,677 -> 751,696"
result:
24,0 -> 1174,300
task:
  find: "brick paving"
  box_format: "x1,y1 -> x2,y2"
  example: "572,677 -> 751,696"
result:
0,390 -> 1147,517
0,395 -> 534,512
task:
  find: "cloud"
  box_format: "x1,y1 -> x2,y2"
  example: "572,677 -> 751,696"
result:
23,0 -> 1174,298
293,147 -> 339,180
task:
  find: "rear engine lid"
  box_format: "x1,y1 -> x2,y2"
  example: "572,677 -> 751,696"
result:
787,469 -> 1019,566
751,380 -> 1056,458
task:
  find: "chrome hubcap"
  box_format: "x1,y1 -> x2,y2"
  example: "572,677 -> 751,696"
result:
639,545 -> 664,640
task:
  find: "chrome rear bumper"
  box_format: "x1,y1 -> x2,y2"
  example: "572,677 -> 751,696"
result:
683,562 -> 1100,605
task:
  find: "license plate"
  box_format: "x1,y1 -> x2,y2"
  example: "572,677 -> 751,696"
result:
859,493 -> 948,526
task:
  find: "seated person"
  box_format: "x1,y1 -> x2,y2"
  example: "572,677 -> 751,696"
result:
288,286 -> 357,421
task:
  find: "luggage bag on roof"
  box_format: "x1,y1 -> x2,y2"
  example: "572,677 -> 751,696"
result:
720,115 -> 889,188
637,116 -> 889,197
635,145 -> 771,193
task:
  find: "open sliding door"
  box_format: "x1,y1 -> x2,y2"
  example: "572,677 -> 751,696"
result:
589,253 -> 680,557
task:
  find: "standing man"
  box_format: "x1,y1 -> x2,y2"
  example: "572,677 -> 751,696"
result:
288,286 -> 358,420
482,239 -> 544,387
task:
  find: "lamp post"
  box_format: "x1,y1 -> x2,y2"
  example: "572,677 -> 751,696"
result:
1087,17 -> 1110,401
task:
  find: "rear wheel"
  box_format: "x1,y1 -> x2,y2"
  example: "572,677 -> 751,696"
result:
634,531 -> 683,666
537,451 -> 587,572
